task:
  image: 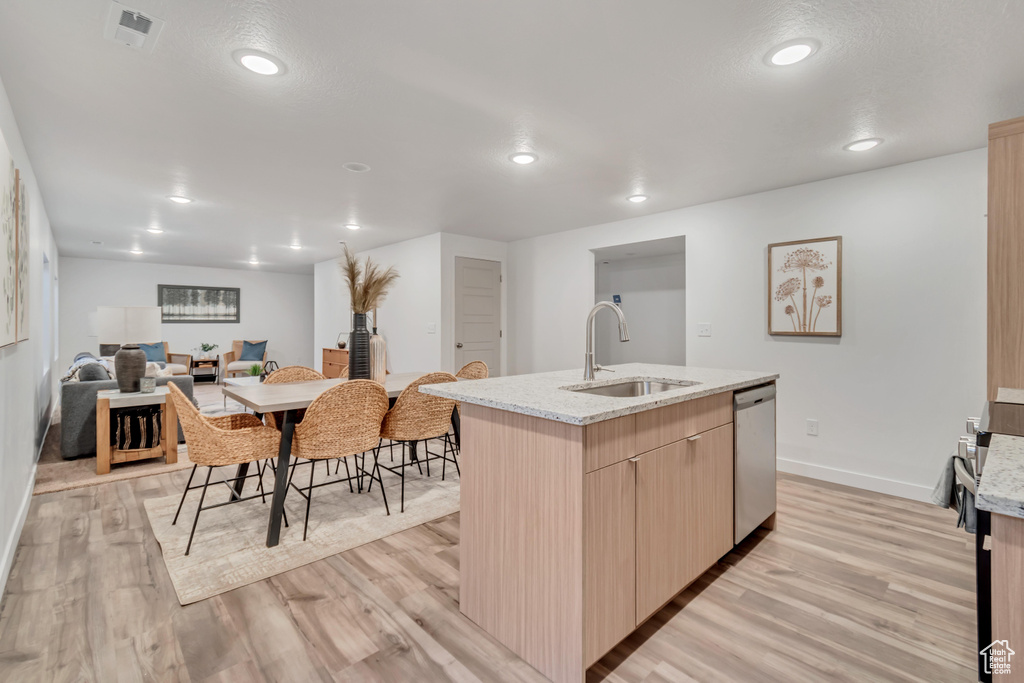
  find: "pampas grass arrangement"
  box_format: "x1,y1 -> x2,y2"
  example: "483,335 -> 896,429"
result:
340,247 -> 400,313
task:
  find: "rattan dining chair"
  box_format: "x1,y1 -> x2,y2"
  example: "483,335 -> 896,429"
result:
379,372 -> 459,512
285,380 -> 391,540
167,383 -> 282,555
452,361 -> 489,451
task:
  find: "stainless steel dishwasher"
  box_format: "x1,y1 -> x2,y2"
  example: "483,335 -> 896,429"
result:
733,383 -> 777,544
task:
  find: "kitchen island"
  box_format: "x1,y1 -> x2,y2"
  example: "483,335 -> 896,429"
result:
421,363 -> 778,683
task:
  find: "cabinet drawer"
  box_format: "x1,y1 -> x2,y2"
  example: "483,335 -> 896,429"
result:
583,414 -> 635,473
323,348 -> 349,364
323,361 -> 345,379
635,392 -> 732,455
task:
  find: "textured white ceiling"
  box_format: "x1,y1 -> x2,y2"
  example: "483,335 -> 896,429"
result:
1,0 -> 1023,273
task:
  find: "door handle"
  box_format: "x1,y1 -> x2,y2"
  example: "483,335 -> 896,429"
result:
628,456 -> 641,463
456,343 -> 463,348
687,434 -> 702,442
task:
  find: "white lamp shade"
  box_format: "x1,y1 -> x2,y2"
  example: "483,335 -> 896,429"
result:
97,306 -> 162,344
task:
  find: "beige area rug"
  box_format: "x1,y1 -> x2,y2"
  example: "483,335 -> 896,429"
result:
34,383 -> 249,495
145,451 -> 460,605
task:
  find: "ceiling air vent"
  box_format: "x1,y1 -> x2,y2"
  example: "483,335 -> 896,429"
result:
103,1 -> 164,53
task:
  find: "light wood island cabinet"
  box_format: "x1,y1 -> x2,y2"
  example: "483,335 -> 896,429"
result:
458,387 -> 768,683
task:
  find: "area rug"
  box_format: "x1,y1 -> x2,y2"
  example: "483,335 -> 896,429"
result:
144,455 -> 460,605
34,383 -> 249,495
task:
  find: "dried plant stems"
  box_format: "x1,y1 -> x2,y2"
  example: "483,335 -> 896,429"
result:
339,246 -> 401,314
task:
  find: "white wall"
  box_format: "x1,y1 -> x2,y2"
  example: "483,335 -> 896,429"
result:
595,252 -> 686,366
314,233 -> 443,374
0,74 -> 60,594
59,258 -> 314,371
509,150 -> 987,500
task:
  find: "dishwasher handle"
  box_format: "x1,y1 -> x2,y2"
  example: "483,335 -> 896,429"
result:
734,384 -> 776,410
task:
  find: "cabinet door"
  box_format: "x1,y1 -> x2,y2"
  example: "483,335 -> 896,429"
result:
583,459 -> 636,666
635,424 -> 733,623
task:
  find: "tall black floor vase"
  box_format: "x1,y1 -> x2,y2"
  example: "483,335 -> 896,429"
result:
348,313 -> 372,379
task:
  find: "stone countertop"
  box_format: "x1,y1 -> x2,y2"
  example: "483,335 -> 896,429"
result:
977,433 -> 1024,519
419,363 -> 778,426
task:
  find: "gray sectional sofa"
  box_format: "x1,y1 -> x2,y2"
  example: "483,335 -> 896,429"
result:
60,375 -> 194,460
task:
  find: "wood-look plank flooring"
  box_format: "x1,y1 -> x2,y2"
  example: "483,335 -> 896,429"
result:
0,472 -> 976,682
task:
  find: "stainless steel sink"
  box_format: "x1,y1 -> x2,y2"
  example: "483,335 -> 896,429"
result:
567,378 -> 699,398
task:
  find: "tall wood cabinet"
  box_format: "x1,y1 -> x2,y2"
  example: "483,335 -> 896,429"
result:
988,116 -> 1024,399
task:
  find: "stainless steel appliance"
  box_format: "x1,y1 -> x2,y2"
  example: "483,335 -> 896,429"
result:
734,383 -> 777,544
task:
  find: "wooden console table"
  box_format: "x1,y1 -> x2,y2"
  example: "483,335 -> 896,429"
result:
96,387 -> 178,475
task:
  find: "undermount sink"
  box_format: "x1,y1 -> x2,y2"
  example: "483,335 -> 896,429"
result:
566,378 -> 700,398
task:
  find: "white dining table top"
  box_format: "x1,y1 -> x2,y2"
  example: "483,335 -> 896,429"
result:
221,372 -> 428,413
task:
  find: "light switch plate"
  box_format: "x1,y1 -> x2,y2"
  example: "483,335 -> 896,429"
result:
806,419 -> 819,436
426,323 -> 437,334
697,323 -> 712,337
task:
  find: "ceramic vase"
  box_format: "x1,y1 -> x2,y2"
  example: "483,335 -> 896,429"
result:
348,313 -> 372,380
370,331 -> 387,385
114,344 -> 147,393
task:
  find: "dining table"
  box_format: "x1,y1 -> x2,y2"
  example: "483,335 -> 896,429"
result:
221,371 -> 438,547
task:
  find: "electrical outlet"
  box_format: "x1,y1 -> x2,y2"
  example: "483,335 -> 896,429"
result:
697,323 -> 712,337
806,419 -> 819,436
426,323 -> 437,334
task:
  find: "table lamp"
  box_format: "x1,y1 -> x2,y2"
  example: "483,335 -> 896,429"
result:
97,306 -> 161,392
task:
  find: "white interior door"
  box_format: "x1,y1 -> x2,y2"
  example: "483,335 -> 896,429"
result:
454,257 -> 501,376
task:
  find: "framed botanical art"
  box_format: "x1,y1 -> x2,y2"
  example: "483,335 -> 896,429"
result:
16,169 -> 28,342
0,131 -> 15,348
768,236 -> 842,337
158,284 -> 240,323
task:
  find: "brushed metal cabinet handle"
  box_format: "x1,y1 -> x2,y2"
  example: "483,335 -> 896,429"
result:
687,434 -> 702,442
628,456 -> 641,463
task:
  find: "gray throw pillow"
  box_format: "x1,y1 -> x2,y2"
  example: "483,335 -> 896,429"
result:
78,363 -> 110,381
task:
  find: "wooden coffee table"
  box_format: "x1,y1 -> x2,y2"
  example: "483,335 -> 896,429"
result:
191,357 -> 220,383
96,387 -> 178,475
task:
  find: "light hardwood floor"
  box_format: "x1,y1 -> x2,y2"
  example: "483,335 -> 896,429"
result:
0,472 -> 976,682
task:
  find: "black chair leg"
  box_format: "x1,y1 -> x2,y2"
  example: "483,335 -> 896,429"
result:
344,457 -> 354,493
303,460 -> 315,541
400,445 -> 406,513
185,467 -> 213,556
172,464 -> 198,526
372,447 -> 389,516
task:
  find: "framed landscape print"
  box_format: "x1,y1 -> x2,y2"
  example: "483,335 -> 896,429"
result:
0,131 -> 15,348
768,236 -> 842,337
158,284 -> 240,323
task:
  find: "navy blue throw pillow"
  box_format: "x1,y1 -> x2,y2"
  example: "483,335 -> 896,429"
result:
239,340 -> 267,361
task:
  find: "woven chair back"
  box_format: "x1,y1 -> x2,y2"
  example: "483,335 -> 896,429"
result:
168,383 -> 278,466
293,380 -> 389,460
380,372 -> 458,442
456,360 -> 489,380
265,365 -> 325,384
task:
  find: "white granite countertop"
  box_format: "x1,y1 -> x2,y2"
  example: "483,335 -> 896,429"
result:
977,432 -> 1024,519
419,363 -> 778,426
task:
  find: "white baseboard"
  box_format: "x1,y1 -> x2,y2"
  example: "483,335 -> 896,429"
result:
778,457 -> 932,502
0,462 -> 37,596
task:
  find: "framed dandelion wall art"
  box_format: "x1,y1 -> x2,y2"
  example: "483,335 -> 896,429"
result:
768,236 -> 842,337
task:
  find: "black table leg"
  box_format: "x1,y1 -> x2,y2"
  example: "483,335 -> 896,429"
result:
451,407 -> 461,449
231,462 -> 249,498
266,409 -> 296,547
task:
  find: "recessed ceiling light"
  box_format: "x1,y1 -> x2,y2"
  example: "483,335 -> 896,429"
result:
130,248 -> 143,255
147,227 -> 164,234
168,195 -> 192,204
843,138 -> 883,152
627,194 -> 648,203
343,162 -> 371,173
233,49 -> 285,76
290,243 -> 301,250
510,152 -> 538,165
346,224 -> 361,231
249,257 -> 260,265
765,39 -> 819,66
